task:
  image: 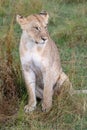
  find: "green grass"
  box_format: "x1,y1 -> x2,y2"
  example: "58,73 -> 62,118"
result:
0,0 -> 87,130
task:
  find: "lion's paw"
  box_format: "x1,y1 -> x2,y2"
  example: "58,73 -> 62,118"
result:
42,102 -> 52,112
24,104 -> 36,113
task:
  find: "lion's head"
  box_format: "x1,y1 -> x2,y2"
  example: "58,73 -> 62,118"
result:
16,11 -> 49,44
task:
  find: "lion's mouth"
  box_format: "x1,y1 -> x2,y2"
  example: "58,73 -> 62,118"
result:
35,39 -> 47,44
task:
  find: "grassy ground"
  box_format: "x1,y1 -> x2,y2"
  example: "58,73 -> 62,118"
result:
0,0 -> 87,129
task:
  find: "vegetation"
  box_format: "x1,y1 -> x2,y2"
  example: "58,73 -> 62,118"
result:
0,0 -> 87,129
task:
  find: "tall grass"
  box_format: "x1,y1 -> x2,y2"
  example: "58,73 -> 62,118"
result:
0,0 -> 87,129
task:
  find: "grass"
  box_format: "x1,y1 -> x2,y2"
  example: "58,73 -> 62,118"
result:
0,0 -> 87,129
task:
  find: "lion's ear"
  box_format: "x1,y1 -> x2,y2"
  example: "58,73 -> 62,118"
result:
16,15 -> 27,25
39,11 -> 49,24
16,15 -> 28,29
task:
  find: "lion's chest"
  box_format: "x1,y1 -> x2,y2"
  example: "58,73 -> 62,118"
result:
31,51 -> 42,68
21,45 -> 45,73
21,48 -> 45,88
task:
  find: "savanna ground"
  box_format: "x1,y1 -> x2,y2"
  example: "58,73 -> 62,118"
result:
0,0 -> 87,129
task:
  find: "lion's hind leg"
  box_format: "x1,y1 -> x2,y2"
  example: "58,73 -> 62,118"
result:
54,72 -> 73,95
36,87 -> 43,99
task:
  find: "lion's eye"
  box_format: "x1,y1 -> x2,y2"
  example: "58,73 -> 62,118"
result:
34,26 -> 40,31
45,26 -> 47,29
35,27 -> 39,30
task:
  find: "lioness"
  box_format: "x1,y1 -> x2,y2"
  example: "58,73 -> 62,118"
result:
16,12 -> 70,113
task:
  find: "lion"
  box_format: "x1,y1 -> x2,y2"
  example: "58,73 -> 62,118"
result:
16,11 -> 72,113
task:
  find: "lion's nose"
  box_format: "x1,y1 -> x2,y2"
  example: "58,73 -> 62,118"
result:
41,37 -> 47,41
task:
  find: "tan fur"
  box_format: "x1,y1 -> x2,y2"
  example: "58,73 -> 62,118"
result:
16,12 -> 70,113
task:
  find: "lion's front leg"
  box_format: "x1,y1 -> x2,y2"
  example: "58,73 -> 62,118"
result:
23,69 -> 37,113
42,71 -> 53,112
